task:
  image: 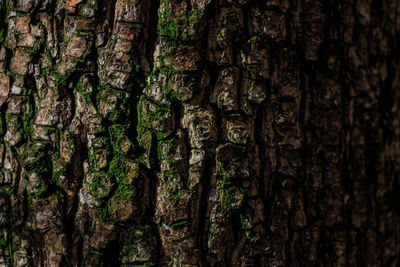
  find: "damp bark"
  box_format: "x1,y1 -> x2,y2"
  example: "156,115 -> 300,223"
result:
0,0 -> 399,266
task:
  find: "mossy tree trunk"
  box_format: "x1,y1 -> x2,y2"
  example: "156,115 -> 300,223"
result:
0,0 -> 399,266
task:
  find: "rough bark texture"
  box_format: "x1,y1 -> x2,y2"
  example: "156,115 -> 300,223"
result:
0,0 -> 399,266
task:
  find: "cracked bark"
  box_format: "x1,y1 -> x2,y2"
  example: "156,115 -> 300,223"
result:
0,0 -> 399,266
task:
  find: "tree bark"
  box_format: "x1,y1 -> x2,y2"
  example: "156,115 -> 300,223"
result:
0,0 -> 399,266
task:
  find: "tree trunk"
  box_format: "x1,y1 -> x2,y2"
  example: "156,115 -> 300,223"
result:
0,0 -> 399,266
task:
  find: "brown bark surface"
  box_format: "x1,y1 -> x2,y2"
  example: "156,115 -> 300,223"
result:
0,0 -> 399,266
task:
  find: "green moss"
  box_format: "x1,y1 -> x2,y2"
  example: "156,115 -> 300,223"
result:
220,181 -> 244,214
88,146 -> 109,171
170,220 -> 188,230
26,36 -> 44,55
126,225 -> 150,243
216,161 -> 237,180
21,141 -> 58,198
103,175 -> 137,221
158,0 -> 178,42
106,154 -> 139,221
136,129 -> 152,167
240,213 -> 263,243
168,187 -> 189,201
53,71 -> 67,86
112,182 -> 136,201
187,9 -> 204,24
109,156 -> 127,182
157,137 -> 174,163
96,86 -> 132,123
0,228 -> 12,266
109,124 -> 132,154
216,28 -> 226,44
22,143 -> 52,174
21,98 -> 35,141
208,223 -> 220,249
28,177 -> 48,198
137,96 -> 173,140
4,5 -> 12,24
247,35 -> 260,50
91,172 -> 113,200
136,98 -> 148,130
108,124 -> 124,138
0,29 -> 5,45
46,50 -> 54,68
246,66 -> 258,79
75,80 -> 94,106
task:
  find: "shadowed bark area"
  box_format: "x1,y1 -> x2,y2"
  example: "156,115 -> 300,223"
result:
0,0 -> 399,266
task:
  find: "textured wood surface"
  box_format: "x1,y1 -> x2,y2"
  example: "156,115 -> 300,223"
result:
0,0 -> 399,266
